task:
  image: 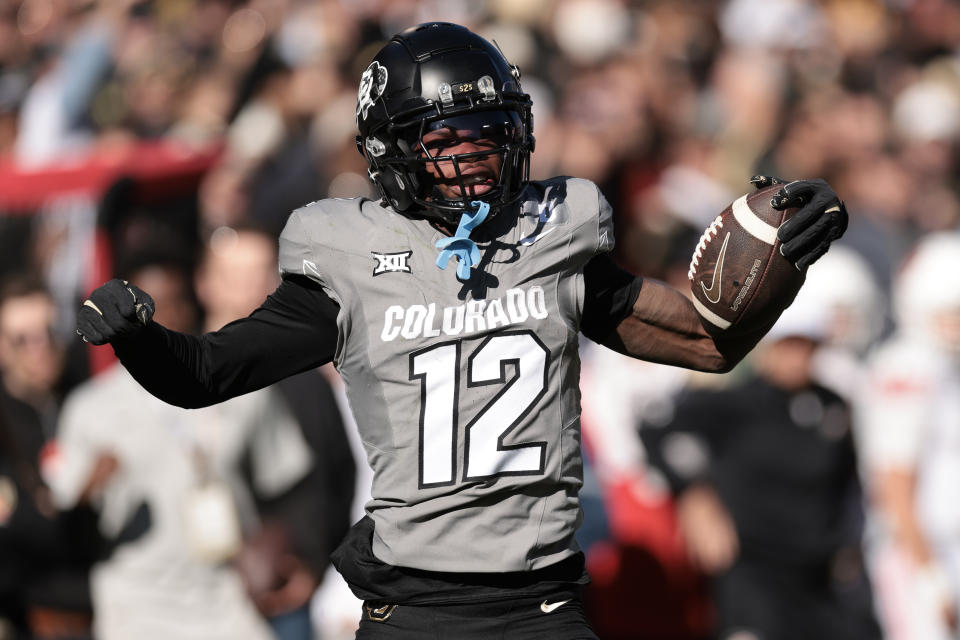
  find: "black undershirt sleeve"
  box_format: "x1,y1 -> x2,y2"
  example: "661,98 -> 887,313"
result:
580,253 -> 644,344
112,274 -> 340,409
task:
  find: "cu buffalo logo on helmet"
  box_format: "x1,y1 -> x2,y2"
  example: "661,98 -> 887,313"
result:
357,61 -> 388,125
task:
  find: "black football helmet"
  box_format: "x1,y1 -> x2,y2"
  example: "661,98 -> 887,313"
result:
355,22 -> 535,226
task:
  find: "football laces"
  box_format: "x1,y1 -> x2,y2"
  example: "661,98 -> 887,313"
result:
688,215 -> 725,280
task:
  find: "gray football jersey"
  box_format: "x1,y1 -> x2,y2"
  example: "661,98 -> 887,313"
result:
279,177 -> 615,573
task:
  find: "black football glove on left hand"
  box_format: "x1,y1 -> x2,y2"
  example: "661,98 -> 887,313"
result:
76,279 -> 155,345
752,175 -> 848,271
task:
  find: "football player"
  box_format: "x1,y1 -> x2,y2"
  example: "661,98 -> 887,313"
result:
75,22 -> 848,638
857,233 -> 960,640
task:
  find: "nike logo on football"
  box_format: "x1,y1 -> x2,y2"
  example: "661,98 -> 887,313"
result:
540,599 -> 570,613
700,231 -> 730,304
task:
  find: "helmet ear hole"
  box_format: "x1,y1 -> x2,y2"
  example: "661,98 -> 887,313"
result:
373,167 -> 416,212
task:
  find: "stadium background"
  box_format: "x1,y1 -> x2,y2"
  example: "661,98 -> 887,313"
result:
1,0 -> 959,638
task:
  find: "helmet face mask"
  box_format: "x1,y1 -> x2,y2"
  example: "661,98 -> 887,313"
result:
355,23 -> 535,227
395,110 -> 525,215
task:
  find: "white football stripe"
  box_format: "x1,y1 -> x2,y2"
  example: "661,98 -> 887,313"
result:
691,296 -> 732,330
732,195 -> 778,245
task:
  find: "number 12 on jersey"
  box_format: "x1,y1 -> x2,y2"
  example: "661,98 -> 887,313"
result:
410,330 -> 550,488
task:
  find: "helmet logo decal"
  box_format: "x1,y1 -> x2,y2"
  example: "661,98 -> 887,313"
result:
477,75 -> 496,100
357,61 -> 388,125
438,82 -> 454,105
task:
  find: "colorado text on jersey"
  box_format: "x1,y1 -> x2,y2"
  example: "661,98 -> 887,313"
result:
380,286 -> 549,341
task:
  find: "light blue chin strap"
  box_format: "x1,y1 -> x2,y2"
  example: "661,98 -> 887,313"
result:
435,200 -> 490,281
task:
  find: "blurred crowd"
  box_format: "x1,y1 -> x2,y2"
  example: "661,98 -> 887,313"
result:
0,0 -> 959,638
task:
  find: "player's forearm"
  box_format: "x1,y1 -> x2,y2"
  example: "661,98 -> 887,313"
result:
112,323 -> 234,408
84,275 -> 340,408
114,308 -> 337,409
876,468 -> 936,565
607,278 -> 760,372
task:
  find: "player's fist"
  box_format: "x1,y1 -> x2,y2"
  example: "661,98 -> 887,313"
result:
768,178 -> 848,271
76,279 -> 154,345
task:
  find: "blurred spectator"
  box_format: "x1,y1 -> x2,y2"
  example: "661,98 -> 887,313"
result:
48,254 -> 313,640
308,364 -> 375,640
0,1 -> 957,295
575,241 -> 718,640
857,232 -> 960,640
13,10 -> 105,167
580,242 -> 701,507
803,245 -> 887,401
644,293 -> 882,640
195,225 -> 355,640
577,229 -> 888,639
578,344 -> 709,640
0,275 -> 99,640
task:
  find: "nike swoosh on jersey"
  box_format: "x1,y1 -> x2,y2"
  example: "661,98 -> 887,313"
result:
520,226 -> 556,246
540,599 -> 570,613
700,231 -> 730,304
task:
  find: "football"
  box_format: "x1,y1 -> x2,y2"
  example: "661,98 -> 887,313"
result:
688,184 -> 805,336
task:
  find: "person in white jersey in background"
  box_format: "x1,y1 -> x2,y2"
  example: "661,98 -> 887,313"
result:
857,232 -> 960,640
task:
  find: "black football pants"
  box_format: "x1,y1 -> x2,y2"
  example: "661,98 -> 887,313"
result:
712,558 -> 883,640
354,591 -> 599,639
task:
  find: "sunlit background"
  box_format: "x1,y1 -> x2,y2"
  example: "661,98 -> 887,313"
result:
1,1 -> 959,639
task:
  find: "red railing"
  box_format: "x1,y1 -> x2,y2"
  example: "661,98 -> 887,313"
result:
0,141 -> 222,373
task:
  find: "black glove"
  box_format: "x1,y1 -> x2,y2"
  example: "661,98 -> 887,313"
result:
749,175 -> 785,189
752,176 -> 848,271
76,279 -> 155,345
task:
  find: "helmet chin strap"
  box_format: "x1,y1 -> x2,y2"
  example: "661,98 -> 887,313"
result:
434,200 -> 491,280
